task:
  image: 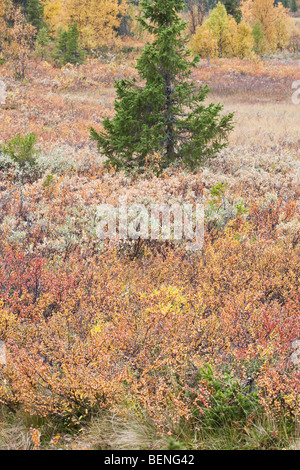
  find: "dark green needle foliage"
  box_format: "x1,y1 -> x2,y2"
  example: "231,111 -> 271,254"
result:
222,0 -> 242,23
90,0 -> 234,173
53,22 -> 85,67
290,0 -> 298,12
27,0 -> 45,32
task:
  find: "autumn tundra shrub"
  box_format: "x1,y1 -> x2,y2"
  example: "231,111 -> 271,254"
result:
0,1 -> 299,444
0,151 -> 299,440
0,223 -> 299,431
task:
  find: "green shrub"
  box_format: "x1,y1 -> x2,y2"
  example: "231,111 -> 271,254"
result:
1,133 -> 41,182
192,365 -> 261,428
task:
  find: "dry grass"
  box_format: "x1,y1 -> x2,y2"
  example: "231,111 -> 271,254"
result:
219,99 -> 300,147
68,413 -> 169,451
0,409 -> 32,450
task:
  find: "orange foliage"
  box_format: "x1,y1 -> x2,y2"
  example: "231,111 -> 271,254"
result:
0,214 -> 299,426
0,56 -> 299,431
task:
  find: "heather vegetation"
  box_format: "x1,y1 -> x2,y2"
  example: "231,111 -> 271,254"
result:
0,0 -> 299,451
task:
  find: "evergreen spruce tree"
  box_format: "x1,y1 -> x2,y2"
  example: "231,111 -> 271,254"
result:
27,0 -> 45,32
53,22 -> 85,67
290,0 -> 298,12
222,0 -> 242,23
90,0 -> 234,173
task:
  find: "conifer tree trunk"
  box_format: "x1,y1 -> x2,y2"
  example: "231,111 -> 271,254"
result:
165,69 -> 175,161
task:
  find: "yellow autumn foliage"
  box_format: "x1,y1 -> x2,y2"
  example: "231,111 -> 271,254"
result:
43,0 -> 127,48
191,3 -> 254,60
240,0 -> 293,52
